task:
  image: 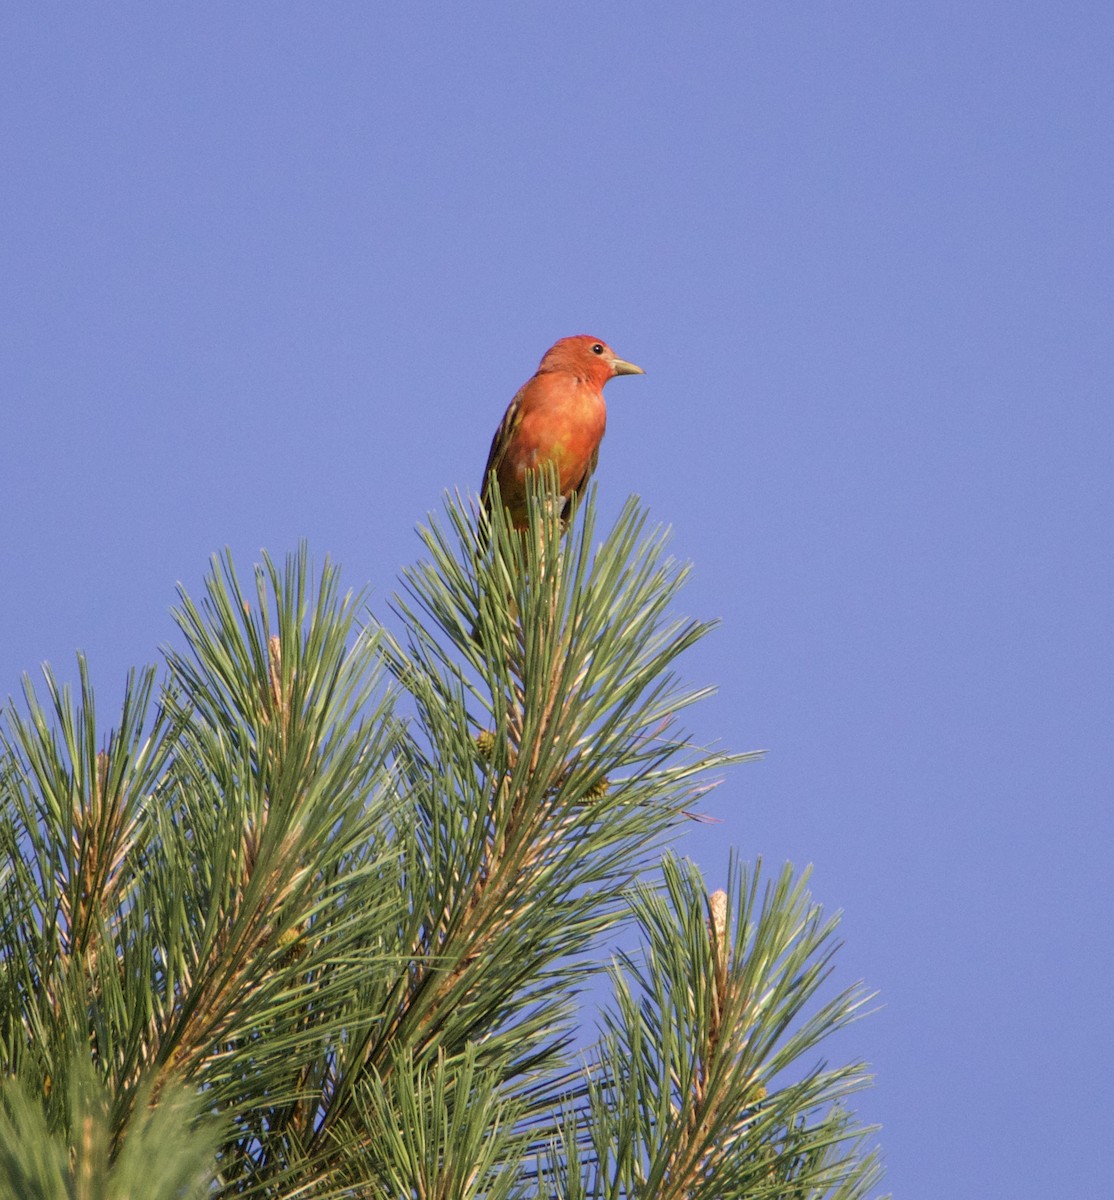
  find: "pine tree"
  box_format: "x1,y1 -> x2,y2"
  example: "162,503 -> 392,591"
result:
0,483 -> 883,1198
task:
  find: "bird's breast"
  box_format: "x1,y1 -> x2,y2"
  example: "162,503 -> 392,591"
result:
515,387 -> 606,477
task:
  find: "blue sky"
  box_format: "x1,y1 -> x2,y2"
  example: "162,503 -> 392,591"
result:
3,5 -> 1111,1195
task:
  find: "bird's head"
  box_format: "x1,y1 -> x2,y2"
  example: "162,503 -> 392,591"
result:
538,335 -> 645,386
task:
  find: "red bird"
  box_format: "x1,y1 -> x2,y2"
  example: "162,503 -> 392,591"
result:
480,335 -> 645,530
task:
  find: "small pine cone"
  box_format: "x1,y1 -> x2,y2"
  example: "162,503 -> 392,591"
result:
277,923 -> 307,966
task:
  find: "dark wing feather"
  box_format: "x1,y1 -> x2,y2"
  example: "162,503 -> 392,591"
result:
570,445 -> 600,500
480,386 -> 527,509
558,444 -> 600,522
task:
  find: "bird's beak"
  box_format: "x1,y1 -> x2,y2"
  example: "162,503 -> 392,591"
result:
610,355 -> 645,377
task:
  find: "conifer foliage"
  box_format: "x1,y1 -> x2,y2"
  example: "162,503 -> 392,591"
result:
0,484 -> 882,1198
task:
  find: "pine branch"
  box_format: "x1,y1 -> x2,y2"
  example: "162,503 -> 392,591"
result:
0,491 -> 881,1198
0,1058 -> 223,1200
551,854 -> 882,1200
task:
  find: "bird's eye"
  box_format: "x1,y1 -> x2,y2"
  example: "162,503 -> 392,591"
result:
591,343 -> 604,354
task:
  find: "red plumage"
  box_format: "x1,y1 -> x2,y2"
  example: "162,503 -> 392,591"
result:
480,335 -> 644,529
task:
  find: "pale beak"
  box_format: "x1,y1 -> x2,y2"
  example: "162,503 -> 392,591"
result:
610,355 -> 645,376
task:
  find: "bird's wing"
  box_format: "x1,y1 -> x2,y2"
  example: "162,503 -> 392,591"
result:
480,383 -> 528,506
555,443 -> 600,521
567,444 -> 600,502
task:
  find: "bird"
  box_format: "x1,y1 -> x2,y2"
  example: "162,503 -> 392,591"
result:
480,335 -> 644,530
